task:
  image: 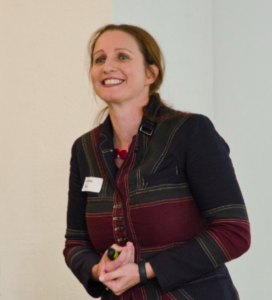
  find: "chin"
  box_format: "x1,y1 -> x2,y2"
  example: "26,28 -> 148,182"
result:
100,94 -> 120,102
99,92 -> 127,103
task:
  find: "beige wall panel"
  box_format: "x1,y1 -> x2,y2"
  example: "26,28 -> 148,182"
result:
0,1 -> 111,299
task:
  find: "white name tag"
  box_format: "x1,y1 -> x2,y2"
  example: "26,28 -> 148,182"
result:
82,177 -> 103,193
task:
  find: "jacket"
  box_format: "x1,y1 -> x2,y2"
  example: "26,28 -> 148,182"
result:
63,96 -> 251,300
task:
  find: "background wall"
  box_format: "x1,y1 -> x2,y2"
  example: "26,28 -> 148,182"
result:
212,1 -> 272,298
0,1 -> 111,300
1,0 -> 271,299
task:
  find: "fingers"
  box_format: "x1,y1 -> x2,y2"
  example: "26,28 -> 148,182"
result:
108,243 -> 123,253
114,243 -> 134,264
126,241 -> 133,248
103,279 -> 120,295
99,244 -> 137,295
126,242 -> 134,253
103,242 -> 135,273
105,247 -> 128,272
100,267 -> 122,282
100,263 -> 140,296
98,258 -> 106,280
126,242 -> 135,263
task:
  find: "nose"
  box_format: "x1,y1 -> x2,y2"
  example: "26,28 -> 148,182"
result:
102,58 -> 117,74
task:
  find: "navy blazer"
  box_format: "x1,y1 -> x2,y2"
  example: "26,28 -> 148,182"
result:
64,96 -> 250,300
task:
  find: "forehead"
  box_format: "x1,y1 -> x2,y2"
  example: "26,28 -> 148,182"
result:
94,30 -> 140,53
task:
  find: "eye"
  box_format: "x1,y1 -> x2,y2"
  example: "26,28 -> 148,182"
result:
94,56 -> 105,64
119,54 -> 129,60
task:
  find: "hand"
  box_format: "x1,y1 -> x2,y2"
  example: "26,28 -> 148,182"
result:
105,241 -> 135,273
91,242 -> 135,281
99,262 -> 140,296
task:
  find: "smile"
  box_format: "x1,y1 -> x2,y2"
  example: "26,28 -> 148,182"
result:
102,79 -> 124,86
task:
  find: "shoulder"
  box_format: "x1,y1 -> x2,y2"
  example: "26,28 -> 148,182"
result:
184,113 -> 217,136
159,109 -> 229,153
159,106 -> 216,134
181,113 -> 230,159
184,113 -> 225,143
175,111 -> 215,128
159,104 -> 211,123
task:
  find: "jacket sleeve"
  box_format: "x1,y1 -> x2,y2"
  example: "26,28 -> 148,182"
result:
148,114 -> 251,293
63,139 -> 105,298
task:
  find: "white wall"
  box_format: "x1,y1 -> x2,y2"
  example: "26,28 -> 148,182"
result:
0,1 -> 111,299
213,1 -> 272,298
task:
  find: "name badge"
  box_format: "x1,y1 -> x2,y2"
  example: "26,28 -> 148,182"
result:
82,177 -> 103,193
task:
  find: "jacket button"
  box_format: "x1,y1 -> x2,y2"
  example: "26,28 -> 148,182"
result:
117,202 -> 122,209
118,214 -> 123,221
122,236 -> 128,242
119,225 -> 125,231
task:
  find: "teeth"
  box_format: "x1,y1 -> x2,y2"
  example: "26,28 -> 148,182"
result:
104,79 -> 123,85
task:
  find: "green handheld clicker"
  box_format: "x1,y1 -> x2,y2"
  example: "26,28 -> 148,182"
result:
107,248 -> 120,260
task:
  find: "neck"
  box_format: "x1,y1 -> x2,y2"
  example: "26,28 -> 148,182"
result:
108,97 -> 148,149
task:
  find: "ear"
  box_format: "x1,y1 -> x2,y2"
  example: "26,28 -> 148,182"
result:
145,64 -> 159,85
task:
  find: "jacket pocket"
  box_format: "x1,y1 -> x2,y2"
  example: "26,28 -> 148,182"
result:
142,167 -> 186,187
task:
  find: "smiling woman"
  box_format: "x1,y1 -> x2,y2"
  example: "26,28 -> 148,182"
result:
63,24 -> 251,300
91,30 -> 155,106
88,24 -> 169,125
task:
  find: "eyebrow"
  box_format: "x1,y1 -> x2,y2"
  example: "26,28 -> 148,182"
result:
93,48 -> 133,56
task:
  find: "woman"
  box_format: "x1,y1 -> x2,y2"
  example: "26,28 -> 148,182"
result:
63,24 -> 251,300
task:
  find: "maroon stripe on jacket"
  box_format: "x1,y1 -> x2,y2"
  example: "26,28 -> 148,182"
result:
86,212 -> 115,254
130,197 -> 205,249
63,240 -> 92,264
207,219 -> 250,261
162,292 -> 178,300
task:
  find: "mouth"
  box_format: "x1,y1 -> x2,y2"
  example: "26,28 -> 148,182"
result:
102,78 -> 124,86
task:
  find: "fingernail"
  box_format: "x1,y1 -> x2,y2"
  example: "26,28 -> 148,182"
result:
99,276 -> 104,282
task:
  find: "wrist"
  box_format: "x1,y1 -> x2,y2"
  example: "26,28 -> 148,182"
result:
145,262 -> 156,279
91,264 -> 99,281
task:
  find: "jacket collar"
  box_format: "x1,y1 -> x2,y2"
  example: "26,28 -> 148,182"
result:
97,95 -> 161,183
99,94 -> 161,141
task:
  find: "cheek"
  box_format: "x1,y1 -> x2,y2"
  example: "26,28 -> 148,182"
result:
90,68 -> 98,84
90,71 -> 95,83
127,66 -> 147,85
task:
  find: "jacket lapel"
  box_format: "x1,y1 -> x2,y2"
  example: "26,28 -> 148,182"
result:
97,115 -> 119,185
96,95 -> 161,186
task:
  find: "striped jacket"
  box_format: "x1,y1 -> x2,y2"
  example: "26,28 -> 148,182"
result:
63,97 -> 250,300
